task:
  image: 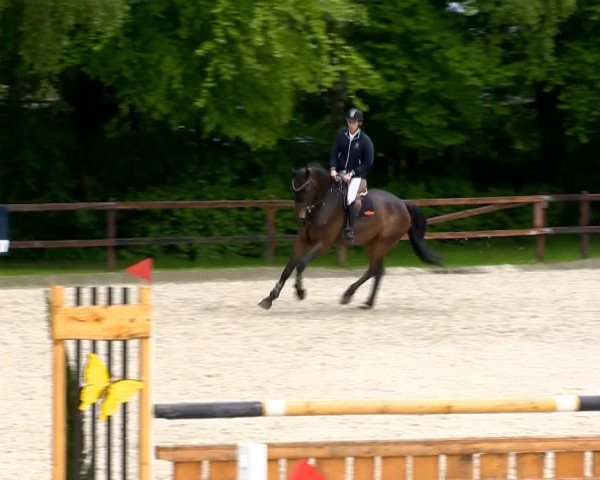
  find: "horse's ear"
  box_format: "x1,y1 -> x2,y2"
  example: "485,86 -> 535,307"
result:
304,167 -> 310,177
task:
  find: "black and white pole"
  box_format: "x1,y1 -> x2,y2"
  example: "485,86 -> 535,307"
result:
154,395 -> 600,420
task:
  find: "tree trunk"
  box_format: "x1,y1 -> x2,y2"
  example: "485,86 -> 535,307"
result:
534,84 -> 567,190
326,78 -> 349,134
60,71 -> 118,200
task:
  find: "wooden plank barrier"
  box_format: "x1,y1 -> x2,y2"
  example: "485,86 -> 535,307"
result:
156,436 -> 600,480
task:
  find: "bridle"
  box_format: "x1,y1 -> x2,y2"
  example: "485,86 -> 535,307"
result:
292,173 -> 345,223
291,177 -> 312,192
292,176 -> 319,218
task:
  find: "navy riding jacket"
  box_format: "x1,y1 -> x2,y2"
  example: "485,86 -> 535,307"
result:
329,128 -> 374,178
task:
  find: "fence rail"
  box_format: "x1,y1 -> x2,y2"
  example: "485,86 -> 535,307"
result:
4,192 -> 598,269
155,436 -> 600,480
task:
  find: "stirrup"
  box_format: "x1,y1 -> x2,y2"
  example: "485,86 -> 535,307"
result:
343,227 -> 354,241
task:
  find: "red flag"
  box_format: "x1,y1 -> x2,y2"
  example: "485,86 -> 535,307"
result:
126,258 -> 153,282
289,459 -> 325,480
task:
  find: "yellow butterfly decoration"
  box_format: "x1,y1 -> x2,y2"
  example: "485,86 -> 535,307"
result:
79,353 -> 144,421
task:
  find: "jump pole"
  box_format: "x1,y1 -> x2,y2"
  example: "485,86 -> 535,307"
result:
154,394 -> 600,420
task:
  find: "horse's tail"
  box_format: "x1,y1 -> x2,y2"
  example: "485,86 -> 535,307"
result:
406,202 -> 444,266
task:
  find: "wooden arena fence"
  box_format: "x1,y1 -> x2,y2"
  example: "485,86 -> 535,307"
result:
6,192 -> 600,268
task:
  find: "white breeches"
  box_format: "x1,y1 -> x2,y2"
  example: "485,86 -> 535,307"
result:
346,177 -> 362,205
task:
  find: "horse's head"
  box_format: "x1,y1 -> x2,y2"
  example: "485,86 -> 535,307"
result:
292,168 -> 316,222
291,165 -> 338,223
292,168 -> 315,207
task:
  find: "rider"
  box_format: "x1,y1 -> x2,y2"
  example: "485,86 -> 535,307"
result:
329,107 -> 374,241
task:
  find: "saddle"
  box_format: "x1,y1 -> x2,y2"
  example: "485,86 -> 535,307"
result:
348,179 -> 375,219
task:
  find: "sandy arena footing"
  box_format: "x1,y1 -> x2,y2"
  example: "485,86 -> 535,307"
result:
1,263 -> 598,480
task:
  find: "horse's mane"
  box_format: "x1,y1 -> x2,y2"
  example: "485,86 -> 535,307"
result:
306,162 -> 330,182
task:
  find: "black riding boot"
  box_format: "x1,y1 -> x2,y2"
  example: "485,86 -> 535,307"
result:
343,202 -> 356,241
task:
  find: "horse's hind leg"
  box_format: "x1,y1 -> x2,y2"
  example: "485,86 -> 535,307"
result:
341,240 -> 382,305
341,257 -> 380,305
362,259 -> 384,309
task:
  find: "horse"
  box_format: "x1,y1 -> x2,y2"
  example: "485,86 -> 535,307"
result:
258,164 -> 443,309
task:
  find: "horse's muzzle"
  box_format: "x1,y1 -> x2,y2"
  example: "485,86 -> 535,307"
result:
296,206 -> 307,221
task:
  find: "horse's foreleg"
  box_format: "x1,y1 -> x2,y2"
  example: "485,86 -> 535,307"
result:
362,260 -> 385,309
294,242 -> 323,300
259,236 -> 308,309
258,257 -> 299,309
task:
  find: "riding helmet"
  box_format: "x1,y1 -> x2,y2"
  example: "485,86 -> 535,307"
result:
345,108 -> 363,122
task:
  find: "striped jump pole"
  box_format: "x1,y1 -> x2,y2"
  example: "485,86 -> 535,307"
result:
154,395 -> 600,420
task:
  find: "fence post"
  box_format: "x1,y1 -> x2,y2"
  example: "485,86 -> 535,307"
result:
265,207 -> 277,264
106,198 -> 117,270
336,245 -> 347,265
579,191 -> 590,259
533,200 -> 548,261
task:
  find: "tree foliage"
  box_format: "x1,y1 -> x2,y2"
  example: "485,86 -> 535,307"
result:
1,0 -> 379,147
1,0 -> 600,208
361,1 -> 492,151
193,0 -> 379,146
1,0 -> 128,97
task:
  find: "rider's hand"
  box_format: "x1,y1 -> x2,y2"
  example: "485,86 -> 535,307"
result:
330,169 -> 338,179
342,173 -> 352,183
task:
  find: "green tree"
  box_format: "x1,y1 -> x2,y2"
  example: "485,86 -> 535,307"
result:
0,0 -> 128,98
478,0 -> 600,189
557,2 -> 600,143
359,0 -> 597,192
1,0 -> 378,149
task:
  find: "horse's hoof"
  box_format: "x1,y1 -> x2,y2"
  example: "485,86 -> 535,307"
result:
340,294 -> 352,305
258,298 -> 273,310
295,289 -> 306,301
360,302 -> 374,310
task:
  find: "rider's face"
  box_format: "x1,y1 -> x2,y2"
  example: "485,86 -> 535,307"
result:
346,119 -> 360,134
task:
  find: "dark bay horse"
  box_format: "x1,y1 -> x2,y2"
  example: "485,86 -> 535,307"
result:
258,165 -> 443,309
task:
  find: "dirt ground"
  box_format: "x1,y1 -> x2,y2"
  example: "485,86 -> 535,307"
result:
1,263 -> 599,479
